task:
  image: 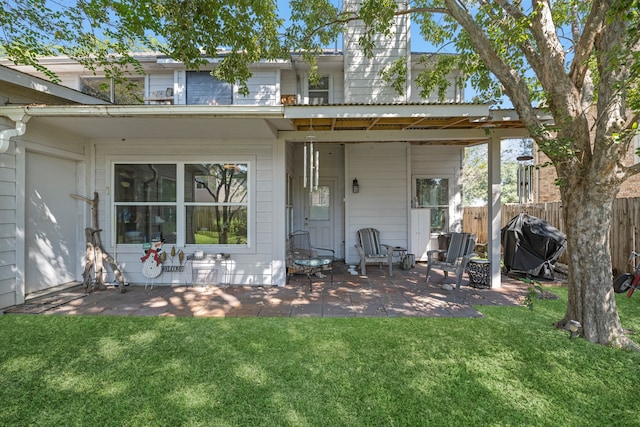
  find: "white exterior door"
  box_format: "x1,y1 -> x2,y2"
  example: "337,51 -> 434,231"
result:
25,152 -> 79,293
306,178 -> 340,257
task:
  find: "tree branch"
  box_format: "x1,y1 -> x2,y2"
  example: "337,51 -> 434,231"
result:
568,0 -> 609,88
443,0 -> 550,140
490,0 -> 545,80
625,162 -> 640,177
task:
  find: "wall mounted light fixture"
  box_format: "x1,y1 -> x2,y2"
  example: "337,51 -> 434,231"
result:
352,178 -> 360,193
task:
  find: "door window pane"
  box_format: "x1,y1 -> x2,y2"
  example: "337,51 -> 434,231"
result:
309,186 -> 330,221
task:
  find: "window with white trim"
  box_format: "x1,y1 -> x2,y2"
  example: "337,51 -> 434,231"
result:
114,162 -> 249,246
308,75 -> 330,105
414,177 -> 449,233
80,76 -> 144,104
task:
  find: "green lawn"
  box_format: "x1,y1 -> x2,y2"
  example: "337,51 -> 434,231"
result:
2,288 -> 640,426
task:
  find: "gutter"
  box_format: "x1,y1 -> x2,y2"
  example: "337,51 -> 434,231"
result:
0,104 -> 285,119
0,112 -> 30,154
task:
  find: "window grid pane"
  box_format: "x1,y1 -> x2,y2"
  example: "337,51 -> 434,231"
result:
309,186 -> 330,221
186,206 -> 248,244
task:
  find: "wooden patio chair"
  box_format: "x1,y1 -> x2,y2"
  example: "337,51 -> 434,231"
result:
355,228 -> 394,276
425,232 -> 477,289
287,230 -> 334,291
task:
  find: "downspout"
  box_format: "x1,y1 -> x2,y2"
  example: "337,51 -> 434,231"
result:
0,113 -> 31,153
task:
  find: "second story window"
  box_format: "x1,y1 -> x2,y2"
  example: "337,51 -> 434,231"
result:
79,77 -> 144,104
309,76 -> 329,105
186,71 -> 233,105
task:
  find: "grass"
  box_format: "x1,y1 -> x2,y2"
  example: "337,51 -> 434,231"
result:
2,288 -> 640,426
195,231 -> 247,245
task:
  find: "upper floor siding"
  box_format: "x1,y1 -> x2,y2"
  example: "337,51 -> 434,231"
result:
343,0 -> 411,103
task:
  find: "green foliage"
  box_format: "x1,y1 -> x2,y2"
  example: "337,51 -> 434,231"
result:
415,54 -> 458,101
0,0 -> 285,95
379,58 -> 408,95
462,140 -> 530,205
521,278 -> 545,310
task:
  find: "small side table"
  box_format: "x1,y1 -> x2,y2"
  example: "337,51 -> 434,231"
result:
467,259 -> 491,288
391,246 -> 407,261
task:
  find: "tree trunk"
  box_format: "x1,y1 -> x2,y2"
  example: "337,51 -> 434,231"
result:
559,179 -> 638,349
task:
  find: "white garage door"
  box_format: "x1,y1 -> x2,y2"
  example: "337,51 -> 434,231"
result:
25,152 -> 79,294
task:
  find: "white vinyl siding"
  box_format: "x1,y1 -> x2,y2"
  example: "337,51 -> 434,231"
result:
235,70 -> 279,105
0,125 -> 17,308
346,142 -> 409,264
343,1 -> 410,103
280,69 -> 297,103
147,73 -> 175,104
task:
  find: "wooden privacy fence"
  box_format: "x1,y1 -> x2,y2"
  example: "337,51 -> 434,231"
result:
463,198 -> 640,276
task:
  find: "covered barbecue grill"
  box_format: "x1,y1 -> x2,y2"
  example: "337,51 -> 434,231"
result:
501,213 -> 567,279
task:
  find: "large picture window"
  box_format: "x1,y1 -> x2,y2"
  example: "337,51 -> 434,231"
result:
114,162 -> 249,247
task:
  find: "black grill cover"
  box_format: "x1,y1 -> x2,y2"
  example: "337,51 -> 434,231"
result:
501,213 -> 567,279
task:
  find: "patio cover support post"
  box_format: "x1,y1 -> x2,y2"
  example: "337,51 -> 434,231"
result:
487,134 -> 502,288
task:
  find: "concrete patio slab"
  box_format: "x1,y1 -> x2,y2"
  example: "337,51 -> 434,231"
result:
3,262 -> 562,318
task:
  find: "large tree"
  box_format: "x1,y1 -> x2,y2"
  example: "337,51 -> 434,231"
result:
1,0 -> 639,348
405,0 -> 640,349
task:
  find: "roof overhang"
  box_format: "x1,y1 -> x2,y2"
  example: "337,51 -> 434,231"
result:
283,103 -> 530,144
0,65 -> 108,105
0,103 -> 531,144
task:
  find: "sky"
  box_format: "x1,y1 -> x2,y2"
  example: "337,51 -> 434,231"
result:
275,0 -> 437,53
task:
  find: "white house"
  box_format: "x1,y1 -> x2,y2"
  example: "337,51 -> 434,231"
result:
0,1 -> 528,309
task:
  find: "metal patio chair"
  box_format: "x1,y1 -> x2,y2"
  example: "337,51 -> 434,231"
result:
287,230 -> 334,291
